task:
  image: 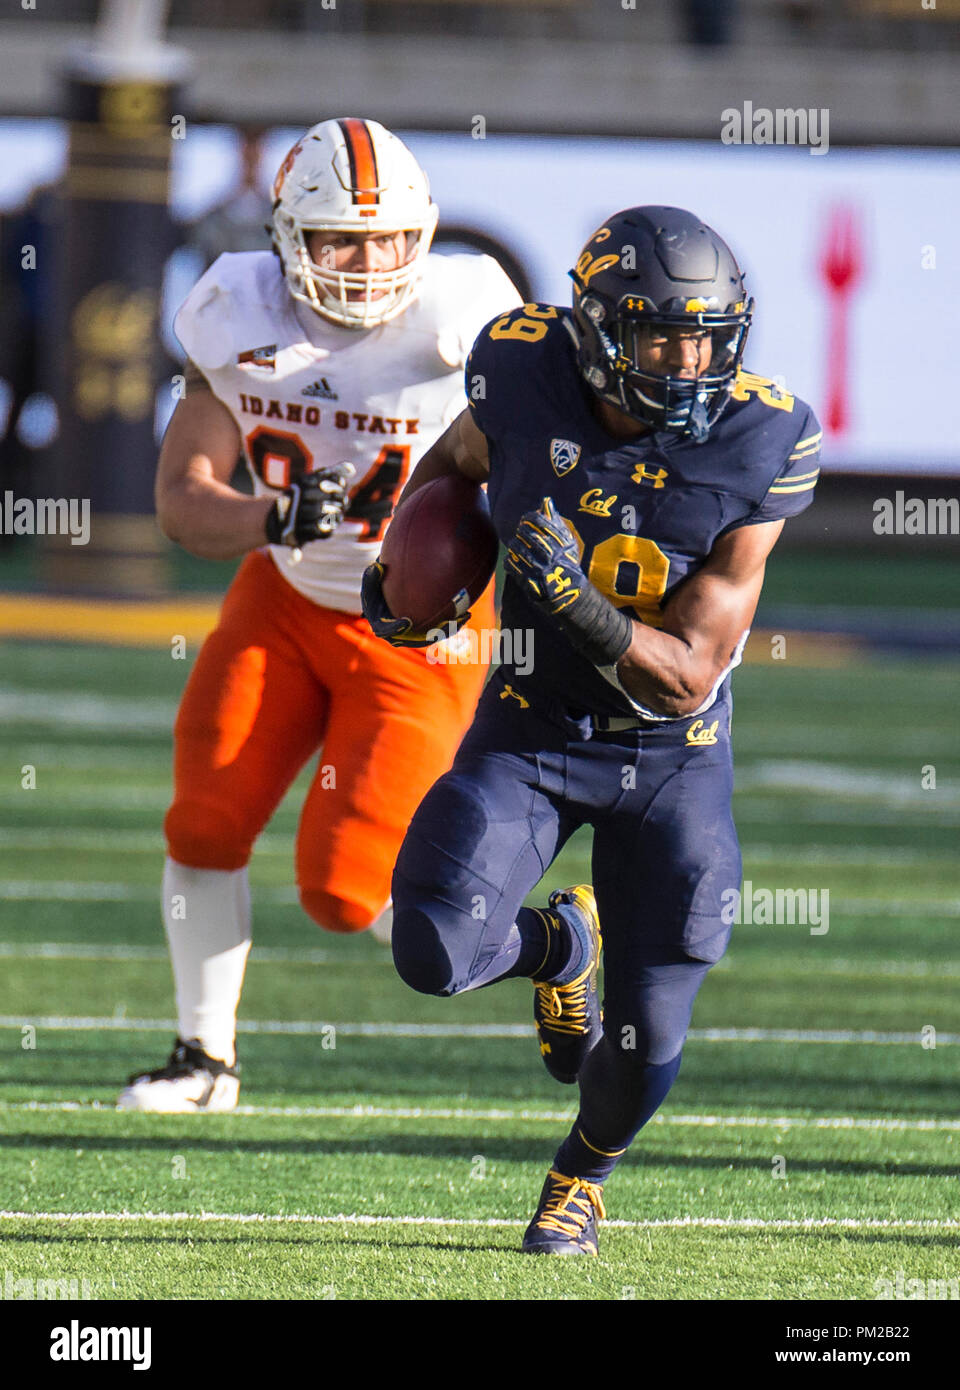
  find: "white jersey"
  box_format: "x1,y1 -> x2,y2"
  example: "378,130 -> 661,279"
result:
174,250 -> 522,611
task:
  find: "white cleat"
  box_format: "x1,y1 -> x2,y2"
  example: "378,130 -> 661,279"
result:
117,1038 -> 240,1113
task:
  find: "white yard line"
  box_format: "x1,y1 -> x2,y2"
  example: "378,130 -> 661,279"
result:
0,1015 -> 955,1044
734,803 -> 960,828
0,830 -> 292,855
4,942 -> 960,972
743,845 -> 952,864
1,868 -> 956,908
0,1210 -> 956,1232
1,1101 -> 957,1133
0,689 -> 173,731
0,943 -> 336,964
737,762 -> 960,808
0,882 -> 300,902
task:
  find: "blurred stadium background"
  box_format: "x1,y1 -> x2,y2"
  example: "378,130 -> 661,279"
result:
0,0 -> 957,1302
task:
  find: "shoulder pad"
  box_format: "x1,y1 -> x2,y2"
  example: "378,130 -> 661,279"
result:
725,375 -> 821,521
407,253 -> 523,369
465,303 -> 571,437
173,251 -> 286,372
481,301 -> 564,342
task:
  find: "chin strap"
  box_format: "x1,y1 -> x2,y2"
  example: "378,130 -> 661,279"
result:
686,396 -> 710,443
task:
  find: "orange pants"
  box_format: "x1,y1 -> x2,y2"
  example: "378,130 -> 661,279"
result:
165,549 -> 492,933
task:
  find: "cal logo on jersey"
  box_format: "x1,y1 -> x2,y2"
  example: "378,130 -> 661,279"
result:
237,344 -> 277,370
579,488 -> 616,518
550,438 -> 581,476
686,719 -> 720,747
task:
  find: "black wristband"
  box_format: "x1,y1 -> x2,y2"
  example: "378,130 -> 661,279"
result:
264,503 -> 281,546
552,583 -> 634,668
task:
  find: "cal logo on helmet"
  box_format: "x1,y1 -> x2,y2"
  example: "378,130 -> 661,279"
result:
550,438 -> 582,476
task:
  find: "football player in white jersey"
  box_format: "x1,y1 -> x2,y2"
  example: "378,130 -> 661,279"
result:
118,118 -> 521,1112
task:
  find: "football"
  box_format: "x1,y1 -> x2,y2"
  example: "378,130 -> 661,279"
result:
380,473 -> 499,629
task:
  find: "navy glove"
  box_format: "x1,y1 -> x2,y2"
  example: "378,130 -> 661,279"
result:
505,496 -> 588,614
505,497 -> 634,667
360,560 -> 472,649
265,462 -> 355,547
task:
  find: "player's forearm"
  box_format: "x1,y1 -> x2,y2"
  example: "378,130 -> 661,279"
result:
615,623 -> 715,718
396,438 -> 460,510
156,472 -> 275,561
615,544 -> 767,716
396,412 -> 489,509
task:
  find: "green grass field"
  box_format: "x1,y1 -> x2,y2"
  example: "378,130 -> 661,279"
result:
0,633 -> 958,1301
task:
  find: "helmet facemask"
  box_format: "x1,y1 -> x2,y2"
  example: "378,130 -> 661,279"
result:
274,208 -> 438,330
575,284 -> 752,443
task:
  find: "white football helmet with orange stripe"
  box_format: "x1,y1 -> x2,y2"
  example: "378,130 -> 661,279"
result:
271,118 -> 439,329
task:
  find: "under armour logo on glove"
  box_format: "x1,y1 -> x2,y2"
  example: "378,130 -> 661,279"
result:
506,498 -> 586,614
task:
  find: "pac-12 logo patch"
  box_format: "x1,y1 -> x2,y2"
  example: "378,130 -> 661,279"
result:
550,438 -> 581,476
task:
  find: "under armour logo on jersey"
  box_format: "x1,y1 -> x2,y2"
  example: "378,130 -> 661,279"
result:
632,463 -> 669,488
686,718 -> 719,746
301,377 -> 339,400
237,344 -> 277,370
550,438 -> 582,476
499,683 -> 530,709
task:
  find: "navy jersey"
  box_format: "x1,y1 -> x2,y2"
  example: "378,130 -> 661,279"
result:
466,303 -> 821,718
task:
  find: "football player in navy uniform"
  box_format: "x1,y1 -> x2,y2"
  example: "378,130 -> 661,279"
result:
362,207 -> 820,1255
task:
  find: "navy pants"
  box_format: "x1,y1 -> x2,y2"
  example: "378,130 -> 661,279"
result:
391,671 -> 742,1169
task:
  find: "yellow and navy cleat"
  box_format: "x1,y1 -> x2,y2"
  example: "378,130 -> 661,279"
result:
521,1170 -> 606,1256
532,884 -> 602,1085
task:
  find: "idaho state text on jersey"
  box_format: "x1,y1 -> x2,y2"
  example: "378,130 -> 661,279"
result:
465,303 -> 821,719
236,395 -> 421,435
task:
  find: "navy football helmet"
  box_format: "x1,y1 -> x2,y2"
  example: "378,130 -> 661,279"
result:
569,206 -> 753,442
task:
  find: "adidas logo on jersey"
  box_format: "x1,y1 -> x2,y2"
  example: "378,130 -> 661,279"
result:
301,378 -> 339,400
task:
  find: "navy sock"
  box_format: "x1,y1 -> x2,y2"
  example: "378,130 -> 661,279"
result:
499,906 -> 558,980
553,1050 -> 684,1184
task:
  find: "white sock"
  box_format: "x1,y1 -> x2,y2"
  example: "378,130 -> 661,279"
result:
369,902 -> 393,946
162,857 -> 252,1068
